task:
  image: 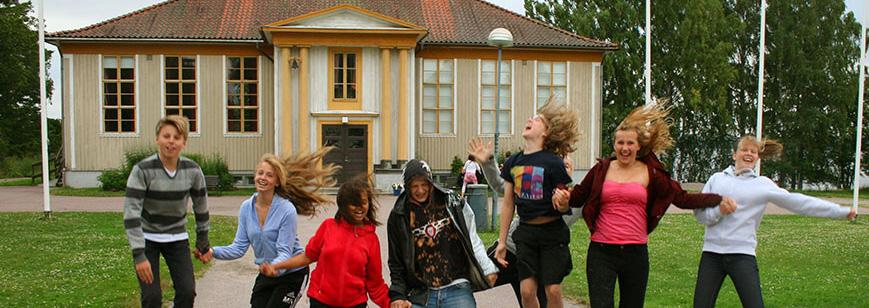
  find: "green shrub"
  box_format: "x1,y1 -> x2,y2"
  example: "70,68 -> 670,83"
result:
450,156 -> 464,176
98,148 -> 234,191
97,168 -> 127,191
0,156 -> 39,178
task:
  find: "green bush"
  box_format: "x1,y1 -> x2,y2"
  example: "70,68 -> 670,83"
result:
0,156 -> 39,178
98,148 -> 234,191
450,156 -> 464,176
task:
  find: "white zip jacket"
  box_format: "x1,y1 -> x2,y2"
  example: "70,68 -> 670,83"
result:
695,166 -> 851,255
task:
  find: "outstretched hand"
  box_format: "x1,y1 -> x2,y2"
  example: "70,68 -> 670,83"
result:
719,197 -> 737,215
468,137 -> 494,164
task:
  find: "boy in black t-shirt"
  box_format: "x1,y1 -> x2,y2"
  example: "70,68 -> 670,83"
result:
495,99 -> 579,308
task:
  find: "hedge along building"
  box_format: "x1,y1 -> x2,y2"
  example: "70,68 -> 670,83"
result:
48,0 -> 616,189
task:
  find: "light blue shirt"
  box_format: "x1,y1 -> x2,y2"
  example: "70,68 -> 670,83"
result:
213,193 -> 305,275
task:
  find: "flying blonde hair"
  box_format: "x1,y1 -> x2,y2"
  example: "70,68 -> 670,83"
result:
615,100 -> 674,158
736,135 -> 783,160
538,97 -> 581,157
258,147 -> 339,217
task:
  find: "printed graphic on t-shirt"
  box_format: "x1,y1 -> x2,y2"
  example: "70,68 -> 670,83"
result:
511,165 -> 545,200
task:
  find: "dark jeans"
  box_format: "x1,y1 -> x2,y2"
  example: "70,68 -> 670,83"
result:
487,241 -> 548,308
586,242 -> 649,308
139,239 -> 195,308
693,252 -> 764,308
251,267 -> 309,308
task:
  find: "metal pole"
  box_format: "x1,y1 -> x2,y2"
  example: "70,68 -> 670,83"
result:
492,47 -> 502,231
755,0 -> 767,174
645,0 -> 652,106
38,0 -> 51,218
853,25 -> 866,213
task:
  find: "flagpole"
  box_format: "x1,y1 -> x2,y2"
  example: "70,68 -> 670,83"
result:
644,0 -> 652,106
38,0 -> 51,218
853,25 -> 866,215
755,0 -> 767,174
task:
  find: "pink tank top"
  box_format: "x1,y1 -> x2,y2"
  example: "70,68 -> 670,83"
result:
590,180 -> 649,244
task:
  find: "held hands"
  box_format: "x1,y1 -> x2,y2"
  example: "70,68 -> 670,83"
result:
259,262 -> 278,277
467,138 -> 494,164
718,197 -> 737,215
486,273 -> 498,287
847,208 -> 858,221
494,244 -> 508,268
135,259 -> 153,284
193,248 -> 213,263
390,300 -> 412,308
552,187 -> 571,213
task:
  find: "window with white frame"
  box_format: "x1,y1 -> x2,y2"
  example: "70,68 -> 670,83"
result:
226,56 -> 258,133
481,60 -> 511,134
421,59 -> 454,134
536,61 -> 567,109
102,55 -> 136,133
165,56 -> 197,132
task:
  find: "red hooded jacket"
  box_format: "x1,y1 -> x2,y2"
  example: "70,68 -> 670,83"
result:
305,218 -> 390,308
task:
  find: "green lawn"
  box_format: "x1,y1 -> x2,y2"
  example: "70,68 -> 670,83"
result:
48,187 -> 256,197
477,214 -> 867,307
0,212 -> 237,307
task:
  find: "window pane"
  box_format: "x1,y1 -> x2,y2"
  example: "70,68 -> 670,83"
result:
423,111 -> 436,133
104,83 -> 118,94
244,95 -> 257,106
439,111 -> 452,133
350,140 -> 364,149
121,95 -> 134,106
538,71 -> 551,86
104,109 -> 118,120
334,69 -> 343,84
182,108 -> 196,119
166,95 -> 179,106
103,56 -> 117,69
228,95 -> 240,106
347,85 -> 356,99
182,95 -> 195,106
482,61 -> 495,74
228,69 -> 241,80
165,69 -> 179,80
227,109 -> 241,120
423,71 -> 436,84
346,69 -> 355,83
499,87 -> 511,109
104,120 -> 118,132
188,121 -> 197,132
537,96 -> 547,109
349,127 -> 365,136
228,120 -> 240,132
182,68 -> 195,80
121,120 -> 134,132
166,83 -> 179,94
538,62 -> 551,74
538,87 -> 550,103
243,83 -> 257,95
120,57 -> 134,68
165,56 -> 179,68
104,95 -> 118,106
439,67 -> 452,84
227,57 -> 241,69
553,62 -> 566,74
554,87 -> 567,101
243,57 -> 257,69
243,69 -> 257,81
165,108 -> 179,116
439,86 -> 452,108
481,111 -> 494,134
182,57 -> 195,68
347,54 -> 356,68
104,68 -> 117,80
333,85 -> 343,99
120,82 -> 134,94
439,60 -> 452,73
228,83 -> 240,96
120,68 -> 134,80
182,83 -> 195,94
334,54 -> 343,68
553,72 -> 566,86
243,109 -> 257,121
244,121 -> 257,132
481,71 -> 495,85
121,108 -> 134,120
423,59 -> 436,71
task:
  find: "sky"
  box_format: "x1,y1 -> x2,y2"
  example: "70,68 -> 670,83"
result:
35,0 -> 867,119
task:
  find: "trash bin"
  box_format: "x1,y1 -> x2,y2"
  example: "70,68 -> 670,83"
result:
465,184 -> 490,230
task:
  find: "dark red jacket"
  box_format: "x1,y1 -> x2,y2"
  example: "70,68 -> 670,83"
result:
569,153 -> 722,234
306,218 -> 390,308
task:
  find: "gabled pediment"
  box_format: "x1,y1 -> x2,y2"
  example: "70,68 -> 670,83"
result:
265,4 -> 426,32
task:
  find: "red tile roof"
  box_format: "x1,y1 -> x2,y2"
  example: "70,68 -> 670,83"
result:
48,0 -> 617,50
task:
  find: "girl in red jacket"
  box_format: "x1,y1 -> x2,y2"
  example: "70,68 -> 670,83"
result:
261,176 -> 390,308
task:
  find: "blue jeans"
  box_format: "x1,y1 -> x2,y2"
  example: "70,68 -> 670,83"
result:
412,281 -> 476,308
693,252 -> 764,308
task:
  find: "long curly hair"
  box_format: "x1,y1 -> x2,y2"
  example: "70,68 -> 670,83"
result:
615,100 -> 674,158
538,97 -> 581,157
261,147 -> 339,217
735,135 -> 783,160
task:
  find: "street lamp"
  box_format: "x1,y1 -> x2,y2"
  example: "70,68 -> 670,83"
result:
487,28 -> 512,231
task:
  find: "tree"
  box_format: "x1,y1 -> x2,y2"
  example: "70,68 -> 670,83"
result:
0,1 -> 53,159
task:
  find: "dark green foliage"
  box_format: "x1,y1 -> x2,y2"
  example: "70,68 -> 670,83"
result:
526,0 -> 865,187
450,156 -> 464,176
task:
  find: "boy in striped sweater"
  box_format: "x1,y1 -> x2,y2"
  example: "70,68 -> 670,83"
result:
123,115 -> 209,308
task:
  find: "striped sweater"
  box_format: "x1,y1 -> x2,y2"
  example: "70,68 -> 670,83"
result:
123,154 -> 210,263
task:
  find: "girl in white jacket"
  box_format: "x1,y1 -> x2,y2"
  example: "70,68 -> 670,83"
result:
693,135 -> 857,308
